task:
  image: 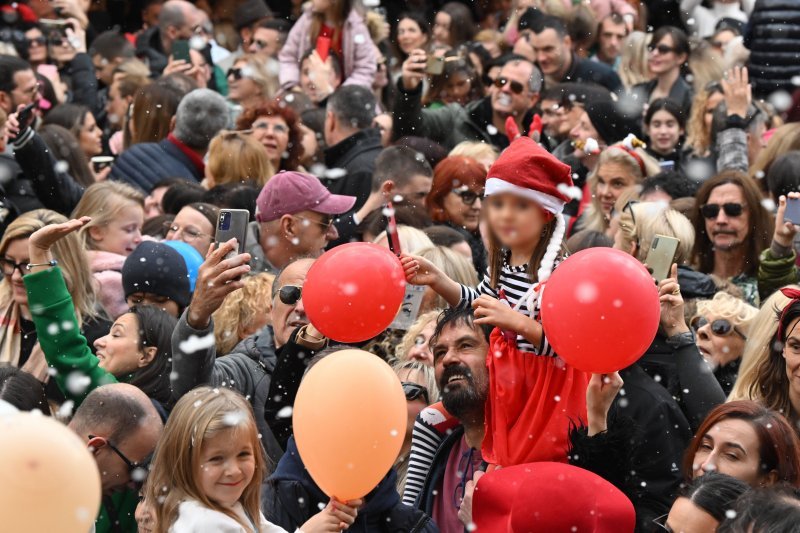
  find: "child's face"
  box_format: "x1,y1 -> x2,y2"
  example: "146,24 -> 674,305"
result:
485,193 -> 548,250
198,428 -> 256,508
89,203 -> 144,256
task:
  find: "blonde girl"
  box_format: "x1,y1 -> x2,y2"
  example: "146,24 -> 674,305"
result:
212,273 -> 275,356
72,181 -> 145,318
145,386 -> 359,533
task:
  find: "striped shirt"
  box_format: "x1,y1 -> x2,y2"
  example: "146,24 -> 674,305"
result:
458,262 -> 556,356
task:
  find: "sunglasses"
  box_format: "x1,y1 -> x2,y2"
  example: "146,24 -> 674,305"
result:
27,36 -> 46,47
493,76 -> 525,95
700,202 -> 744,219
227,67 -> 243,80
451,188 -> 482,206
648,43 -> 676,55
691,316 -> 747,340
278,285 -> 302,305
402,382 -> 430,404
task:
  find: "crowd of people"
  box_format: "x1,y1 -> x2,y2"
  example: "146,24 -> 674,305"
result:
1,0 -> 800,531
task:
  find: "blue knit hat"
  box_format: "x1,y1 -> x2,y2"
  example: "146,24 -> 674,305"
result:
122,242 -> 191,308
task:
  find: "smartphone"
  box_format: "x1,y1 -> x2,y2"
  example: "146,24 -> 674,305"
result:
40,18 -> 69,41
658,160 -> 676,171
645,234 -> 680,283
17,102 -> 37,130
785,197 -> 800,225
425,55 -> 444,75
215,209 -> 249,259
171,39 -> 191,63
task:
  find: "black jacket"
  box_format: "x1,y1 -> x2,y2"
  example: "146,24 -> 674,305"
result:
322,128 -> 383,212
560,53 -> 624,93
0,153 -> 41,215
263,438 -> 438,533
745,0 -> 800,96
135,26 -> 168,77
59,53 -> 100,117
631,76 -> 694,118
109,137 -> 202,193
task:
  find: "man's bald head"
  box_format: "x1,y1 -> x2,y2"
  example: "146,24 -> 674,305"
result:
69,383 -> 162,443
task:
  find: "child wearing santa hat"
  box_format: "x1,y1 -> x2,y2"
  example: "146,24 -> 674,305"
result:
402,136 -> 589,468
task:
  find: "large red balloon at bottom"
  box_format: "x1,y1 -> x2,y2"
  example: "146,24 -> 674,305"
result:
303,243 -> 406,343
540,248 -> 660,373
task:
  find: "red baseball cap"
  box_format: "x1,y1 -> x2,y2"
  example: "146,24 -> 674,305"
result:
255,171 -> 356,223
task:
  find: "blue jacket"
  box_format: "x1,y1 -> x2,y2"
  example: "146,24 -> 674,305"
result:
262,438 -> 438,533
108,138 -> 201,193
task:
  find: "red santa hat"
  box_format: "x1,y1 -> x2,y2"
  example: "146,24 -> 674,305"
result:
473,462 -> 635,533
485,136 -> 573,215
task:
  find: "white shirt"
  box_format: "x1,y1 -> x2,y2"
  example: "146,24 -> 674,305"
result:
169,500 -> 299,533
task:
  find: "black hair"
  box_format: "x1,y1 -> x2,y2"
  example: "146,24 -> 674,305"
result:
424,225 -> 469,248
88,30 -> 135,61
39,124 -> 95,188
126,305 -> 178,408
257,18 -> 292,34
531,14 -> 568,38
327,85 -> 376,130
71,385 -> 150,443
641,171 -> 698,200
717,484 -> 800,533
679,472 -> 750,523
438,2 -> 476,47
651,25 -> 690,59
143,214 -> 173,238
202,183 -> 259,221
161,181 -> 206,215
0,366 -> 50,414
372,146 -> 433,192
644,98 -> 686,129
396,11 -> 431,54
766,151 -> 800,200
42,103 -> 91,140
429,302 -> 492,353
0,55 -> 31,93
518,7 -> 545,33
393,136 -> 449,169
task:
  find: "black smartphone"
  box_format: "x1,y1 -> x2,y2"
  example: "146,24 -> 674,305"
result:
39,18 -> 70,42
214,209 -> 249,260
785,197 -> 800,225
171,39 -> 191,63
17,102 -> 36,130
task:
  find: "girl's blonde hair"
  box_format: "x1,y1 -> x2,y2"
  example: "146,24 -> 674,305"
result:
394,310 -> 442,364
449,141 -> 499,168
71,181 -> 145,251
373,225 -> 434,254
212,273 -> 275,355
206,131 -> 275,188
616,202 -> 696,265
581,146 -> 657,232
694,292 -> 758,332
728,287 -> 796,402
417,246 -> 478,311
0,209 -> 97,321
687,39 -> 724,93
146,386 -> 266,533
750,122 -> 800,183
685,86 -> 722,156
393,359 -> 440,403
618,31 -> 652,89
235,54 -> 279,101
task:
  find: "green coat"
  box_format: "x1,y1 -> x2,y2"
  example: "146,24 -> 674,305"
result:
758,247 -> 798,301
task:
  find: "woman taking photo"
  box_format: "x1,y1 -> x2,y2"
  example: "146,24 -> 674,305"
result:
237,100 -> 306,172
394,12 -> 430,64
631,26 -> 693,117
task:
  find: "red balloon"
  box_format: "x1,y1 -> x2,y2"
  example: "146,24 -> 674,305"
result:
303,243 -> 407,343
540,248 -> 660,373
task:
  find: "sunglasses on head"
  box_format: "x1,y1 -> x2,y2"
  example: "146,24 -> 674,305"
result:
691,316 -> 747,339
227,67 -> 243,80
402,382 -> 430,404
493,76 -> 525,95
700,203 -> 744,219
648,43 -> 676,55
278,285 -> 302,305
452,188 -> 482,206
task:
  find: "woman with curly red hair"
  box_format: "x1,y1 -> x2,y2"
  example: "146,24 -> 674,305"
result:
237,100 -> 305,172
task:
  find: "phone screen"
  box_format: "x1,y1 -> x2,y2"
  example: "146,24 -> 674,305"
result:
171,40 -> 191,63
785,198 -> 800,225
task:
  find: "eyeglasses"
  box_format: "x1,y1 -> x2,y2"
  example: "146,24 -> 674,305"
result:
27,36 -> 46,47
293,214 -> 334,232
691,316 -> 747,340
227,67 -> 243,80
88,434 -> 149,487
162,222 -> 211,242
493,76 -> 525,95
452,447 -> 476,510
401,382 -> 430,404
451,188 -> 482,206
648,43 -> 677,55
700,203 -> 744,219
0,258 -> 28,277
278,285 -> 302,305
652,513 -> 672,531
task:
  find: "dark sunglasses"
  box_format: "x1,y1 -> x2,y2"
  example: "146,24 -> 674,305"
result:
27,36 -> 46,47
691,316 -> 747,340
278,285 -> 302,305
452,188 -> 482,206
648,43 -> 676,55
0,258 -> 28,277
493,76 -> 525,95
89,434 -> 149,486
227,67 -> 243,80
402,382 -> 430,404
700,202 -> 744,219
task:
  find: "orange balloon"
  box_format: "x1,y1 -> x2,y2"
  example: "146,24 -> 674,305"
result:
0,412 -> 102,533
293,349 -> 407,500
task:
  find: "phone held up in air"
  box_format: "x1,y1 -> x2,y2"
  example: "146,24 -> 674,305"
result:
214,209 -> 249,260
16,102 -> 37,130
171,39 -> 192,63
644,234 -> 680,283
784,197 -> 800,226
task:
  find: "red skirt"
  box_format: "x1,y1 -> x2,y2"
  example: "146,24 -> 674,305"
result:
482,328 -> 589,467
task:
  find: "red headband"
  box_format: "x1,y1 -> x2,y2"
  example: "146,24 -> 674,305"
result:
777,287 -> 800,342
613,144 -> 646,176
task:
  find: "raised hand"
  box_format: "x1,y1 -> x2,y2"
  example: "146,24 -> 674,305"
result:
185,240 -> 251,329
658,263 -> 689,338
586,372 -> 623,436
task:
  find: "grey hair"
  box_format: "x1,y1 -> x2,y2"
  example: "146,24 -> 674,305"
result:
70,385 -> 151,444
158,0 -> 187,32
327,85 -> 376,131
173,88 -> 231,151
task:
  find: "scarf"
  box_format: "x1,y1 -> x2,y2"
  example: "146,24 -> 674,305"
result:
0,297 -> 49,383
